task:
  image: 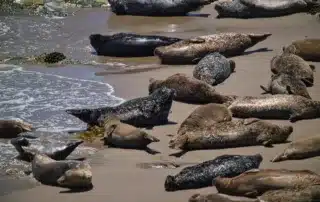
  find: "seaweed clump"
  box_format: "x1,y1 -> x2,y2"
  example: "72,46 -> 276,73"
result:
35,52 -> 67,64
77,125 -> 105,143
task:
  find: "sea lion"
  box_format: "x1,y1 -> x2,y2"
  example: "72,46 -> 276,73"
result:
189,193 -> 259,202
89,33 -> 181,57
283,39 -> 320,62
108,0 -> 217,16
193,52 -> 236,86
148,73 -> 236,104
154,32 -> 271,64
32,154 -> 92,189
165,154 -> 262,191
271,135 -> 320,162
215,169 -> 320,198
260,73 -> 311,99
10,137 -> 84,162
271,49 -> 315,87
0,119 -> 33,138
227,94 -> 320,122
65,87 -> 175,127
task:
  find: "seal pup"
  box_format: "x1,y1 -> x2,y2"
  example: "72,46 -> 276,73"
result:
215,169 -> 320,198
283,39 -> 320,62
189,193 -> 259,202
228,94 -> 320,122
101,116 -> 160,154
164,154 -> 262,191
154,32 -> 272,64
89,33 -> 181,57
193,52 -> 236,86
271,135 -> 320,162
148,73 -> 236,104
10,137 -> 84,162
32,154 -> 92,189
66,87 -> 175,127
108,0 -> 217,16
0,119 -> 34,138
260,73 -> 311,99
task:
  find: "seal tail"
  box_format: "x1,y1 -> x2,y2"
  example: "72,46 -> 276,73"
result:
260,85 -> 270,94
65,108 -> 96,125
53,140 -> 84,160
248,33 -> 272,45
144,133 -> 160,143
271,152 -> 286,162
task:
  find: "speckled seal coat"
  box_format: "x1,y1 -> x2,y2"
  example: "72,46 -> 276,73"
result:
193,52 -> 236,86
284,38 -> 320,62
189,193 -> 259,202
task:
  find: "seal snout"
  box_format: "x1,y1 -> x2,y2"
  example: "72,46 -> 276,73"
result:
164,175 -> 177,191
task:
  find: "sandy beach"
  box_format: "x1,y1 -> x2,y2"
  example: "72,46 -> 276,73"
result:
1,4 -> 320,202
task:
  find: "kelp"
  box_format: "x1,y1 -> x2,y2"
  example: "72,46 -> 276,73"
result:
77,125 -> 105,142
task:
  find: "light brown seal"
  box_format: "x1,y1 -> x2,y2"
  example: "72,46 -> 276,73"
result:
0,119 -> 33,138
154,32 -> 272,64
215,169 -> 320,198
189,193 -> 258,202
271,135 -> 320,162
283,39 -> 320,62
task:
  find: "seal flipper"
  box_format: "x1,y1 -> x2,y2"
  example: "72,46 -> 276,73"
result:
51,140 -> 84,160
271,152 -> 286,162
144,147 -> 160,155
289,113 -> 302,123
286,85 -> 294,95
101,124 -> 117,145
262,140 -> 273,148
310,64 -> 316,71
244,190 -> 259,198
260,85 -> 270,94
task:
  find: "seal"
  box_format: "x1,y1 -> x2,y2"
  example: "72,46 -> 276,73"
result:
193,52 -> 236,86
108,0 -> 217,16
260,73 -> 311,99
65,87 -> 175,127
227,94 -> 320,122
101,116 -> 160,154
10,137 -> 84,162
148,73 -> 236,104
283,39 -> 320,62
271,135 -> 320,162
31,153 -> 92,189
0,119 -> 33,138
164,154 -> 262,191
89,33 -> 182,57
189,193 -> 259,202
215,169 -> 320,198
154,32 -> 272,64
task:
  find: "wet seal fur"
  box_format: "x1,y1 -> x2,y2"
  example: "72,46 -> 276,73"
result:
189,193 -> 259,202
283,38 -> 320,62
260,73 -> 311,99
193,52 -> 236,86
0,119 -> 34,138
148,73 -> 236,104
89,33 -> 181,57
271,135 -> 320,162
154,32 -> 271,64
66,87 -> 175,127
215,169 -> 320,198
164,154 -> 262,191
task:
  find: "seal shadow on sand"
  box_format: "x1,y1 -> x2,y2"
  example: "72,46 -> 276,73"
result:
59,184 -> 94,194
105,146 -> 161,155
242,48 -> 273,56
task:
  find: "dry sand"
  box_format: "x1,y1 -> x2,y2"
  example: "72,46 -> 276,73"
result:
1,5 -> 320,202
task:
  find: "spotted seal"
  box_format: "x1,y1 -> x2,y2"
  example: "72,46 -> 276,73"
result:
193,52 -> 236,86
154,32 -> 271,64
283,39 -> 320,62
189,193 -> 259,202
0,119 -> 33,138
164,154 -> 262,191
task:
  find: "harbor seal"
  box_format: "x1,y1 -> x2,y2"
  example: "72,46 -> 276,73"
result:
164,154 -> 262,191
189,193 -> 259,202
260,73 -> 311,99
154,32 -> 271,64
271,135 -> 320,162
89,33 -> 181,57
283,39 -> 320,62
10,137 -> 84,162
66,87 -> 175,127
215,169 -> 320,198
32,154 -> 92,189
228,94 -> 320,122
0,119 -> 33,138
108,0 -> 217,16
193,52 -> 236,86
148,73 -> 236,104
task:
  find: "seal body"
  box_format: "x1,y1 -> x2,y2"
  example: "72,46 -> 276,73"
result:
154,32 -> 271,64
193,52 -> 236,86
215,169 -> 320,198
89,33 -> 181,57
271,135 -> 320,162
260,73 -> 311,99
0,120 -> 33,138
66,87 -> 175,127
284,39 -> 320,62
189,193 -> 259,202
164,154 -> 262,191
228,94 -> 320,122
108,0 -> 216,16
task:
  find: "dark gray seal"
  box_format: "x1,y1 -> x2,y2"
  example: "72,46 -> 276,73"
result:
164,154 -> 262,191
89,33 -> 181,57
108,0 -> 217,16
154,32 -> 271,64
283,39 -> 320,62
10,137 -> 84,162
189,193 -> 259,202
271,135 -> 320,162
228,94 -> 320,122
66,87 -> 175,127
260,73 -> 311,99
193,52 -> 236,86
0,119 -> 33,138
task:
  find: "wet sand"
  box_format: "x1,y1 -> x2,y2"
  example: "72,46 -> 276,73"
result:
1,5 -> 320,202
